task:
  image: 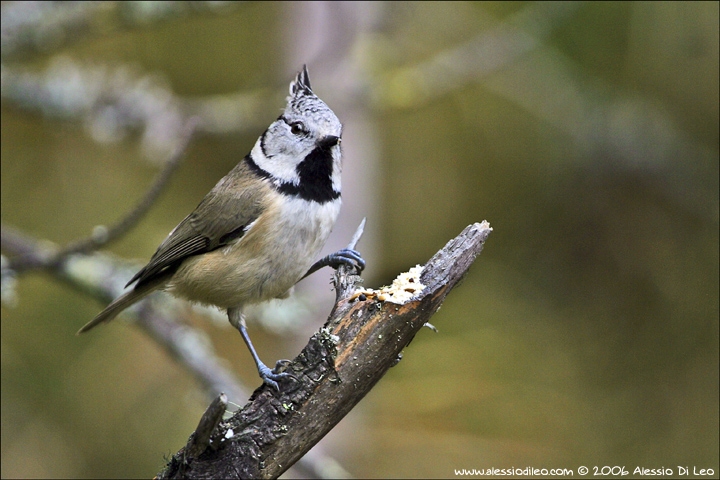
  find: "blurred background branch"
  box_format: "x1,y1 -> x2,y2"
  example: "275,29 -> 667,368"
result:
3,118 -> 196,275
1,1 -> 239,61
1,215 -> 350,479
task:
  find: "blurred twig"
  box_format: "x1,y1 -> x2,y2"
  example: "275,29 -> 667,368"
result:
0,1 -> 241,61
1,60 -> 276,152
0,222 -> 353,479
374,1 -> 583,108
4,117 -> 198,275
367,0 -> 717,220
0,223 -> 248,400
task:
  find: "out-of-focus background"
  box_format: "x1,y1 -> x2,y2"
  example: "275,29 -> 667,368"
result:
2,2 -> 718,479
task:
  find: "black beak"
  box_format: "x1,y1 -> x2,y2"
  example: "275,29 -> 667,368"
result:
317,135 -> 340,149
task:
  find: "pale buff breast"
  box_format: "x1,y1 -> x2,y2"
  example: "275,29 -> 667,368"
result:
166,193 -> 341,309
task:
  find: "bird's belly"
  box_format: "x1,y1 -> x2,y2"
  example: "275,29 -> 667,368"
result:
167,196 -> 340,309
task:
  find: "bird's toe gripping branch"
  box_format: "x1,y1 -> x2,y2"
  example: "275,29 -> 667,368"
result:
303,248 -> 365,279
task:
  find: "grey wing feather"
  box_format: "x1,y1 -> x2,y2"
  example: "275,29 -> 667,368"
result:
125,233 -> 209,287
127,164 -> 266,287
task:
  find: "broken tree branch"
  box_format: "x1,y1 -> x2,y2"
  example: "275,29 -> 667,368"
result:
159,221 -> 492,479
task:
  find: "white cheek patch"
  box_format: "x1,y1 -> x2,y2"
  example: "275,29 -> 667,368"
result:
251,140 -> 301,186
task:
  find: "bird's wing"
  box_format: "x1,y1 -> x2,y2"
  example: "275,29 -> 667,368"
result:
127,161 -> 267,288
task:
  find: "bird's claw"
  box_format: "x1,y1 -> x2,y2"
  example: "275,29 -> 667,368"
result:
328,248 -> 365,273
258,362 -> 298,391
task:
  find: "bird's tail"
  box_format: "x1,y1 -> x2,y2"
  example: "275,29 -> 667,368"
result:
77,275 -> 168,334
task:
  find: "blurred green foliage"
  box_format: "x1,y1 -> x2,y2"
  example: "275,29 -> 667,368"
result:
2,2 -> 717,478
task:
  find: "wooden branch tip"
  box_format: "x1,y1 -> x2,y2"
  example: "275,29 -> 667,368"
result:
333,218 -> 367,298
346,217 -> 366,250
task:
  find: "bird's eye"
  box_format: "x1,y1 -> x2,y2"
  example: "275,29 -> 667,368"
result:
290,121 -> 306,135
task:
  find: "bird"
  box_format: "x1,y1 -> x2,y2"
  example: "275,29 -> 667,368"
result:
78,66 -> 365,389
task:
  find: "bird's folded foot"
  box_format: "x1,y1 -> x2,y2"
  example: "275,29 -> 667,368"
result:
257,361 -> 298,391
323,248 -> 366,273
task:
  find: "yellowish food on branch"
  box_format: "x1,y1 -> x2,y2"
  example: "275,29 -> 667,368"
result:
350,265 -> 426,304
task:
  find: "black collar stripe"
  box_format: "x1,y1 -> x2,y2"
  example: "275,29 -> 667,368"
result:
245,154 -> 340,204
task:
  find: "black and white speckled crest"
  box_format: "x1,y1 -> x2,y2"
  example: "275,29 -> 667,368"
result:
246,66 -> 343,204
290,65 -> 313,96
285,66 -> 337,130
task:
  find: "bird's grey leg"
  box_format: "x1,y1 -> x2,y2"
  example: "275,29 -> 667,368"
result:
228,307 -> 296,390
